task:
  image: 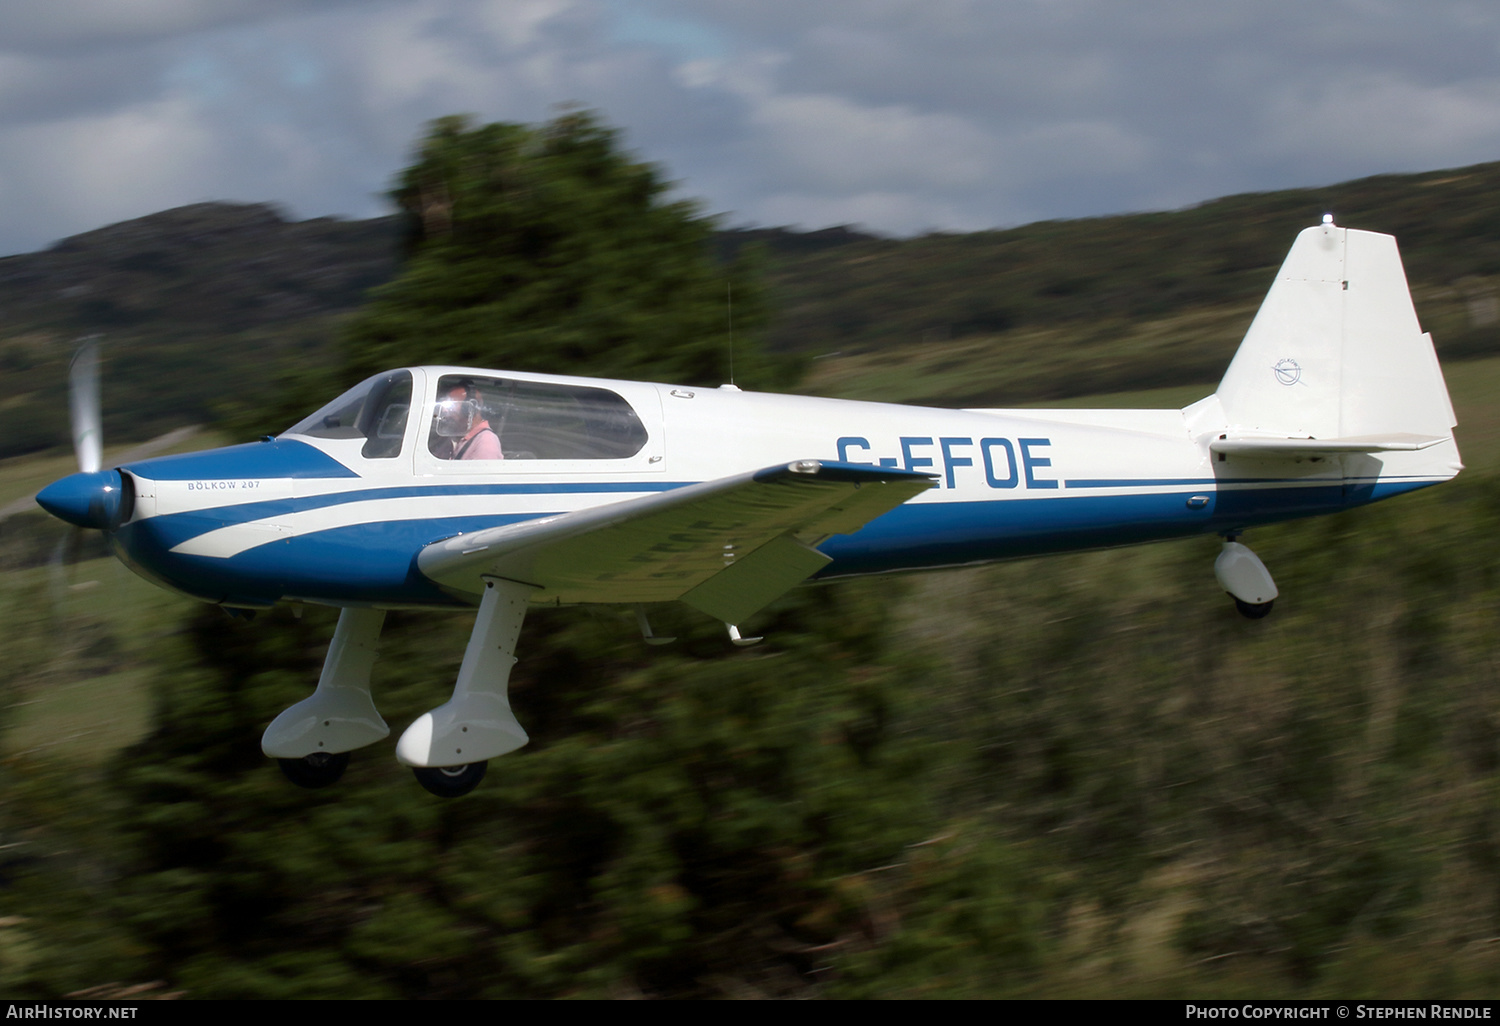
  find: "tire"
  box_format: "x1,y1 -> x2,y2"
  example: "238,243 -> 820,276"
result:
413,760 -> 489,798
1234,597 -> 1274,620
278,751 -> 349,789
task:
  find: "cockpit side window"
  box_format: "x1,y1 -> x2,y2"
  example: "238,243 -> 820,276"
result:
429,374 -> 648,461
283,370 -> 414,460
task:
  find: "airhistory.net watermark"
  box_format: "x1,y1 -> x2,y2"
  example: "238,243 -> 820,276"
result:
4,1009 -> 137,1019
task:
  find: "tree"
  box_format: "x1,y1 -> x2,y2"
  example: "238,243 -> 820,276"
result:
49,112 -> 1032,998
344,112 -> 779,388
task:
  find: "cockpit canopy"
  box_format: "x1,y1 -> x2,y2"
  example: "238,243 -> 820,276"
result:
283,369 -> 650,462
283,370 -> 412,459
426,373 -> 647,460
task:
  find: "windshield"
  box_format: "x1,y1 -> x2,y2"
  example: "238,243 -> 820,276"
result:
283,370 -> 413,459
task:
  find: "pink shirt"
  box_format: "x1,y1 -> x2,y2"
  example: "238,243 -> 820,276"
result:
457,425 -> 501,460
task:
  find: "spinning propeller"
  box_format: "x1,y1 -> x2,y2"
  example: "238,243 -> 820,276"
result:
36,339 -> 131,533
37,339 -> 116,603
69,339 -> 101,475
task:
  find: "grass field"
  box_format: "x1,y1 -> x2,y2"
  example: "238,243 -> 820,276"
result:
0,432 -> 217,762
0,558 -> 192,763
798,303 -> 1261,408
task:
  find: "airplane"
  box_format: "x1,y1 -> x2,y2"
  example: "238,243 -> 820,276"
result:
34,218 -> 1462,797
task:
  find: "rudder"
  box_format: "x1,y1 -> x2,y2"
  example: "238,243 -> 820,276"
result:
1215,219 -> 1456,443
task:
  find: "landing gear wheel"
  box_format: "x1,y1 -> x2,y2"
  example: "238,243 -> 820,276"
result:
1234,597 -> 1274,620
278,750 -> 349,789
413,761 -> 488,798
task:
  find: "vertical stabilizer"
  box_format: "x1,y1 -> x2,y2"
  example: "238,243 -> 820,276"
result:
1216,221 -> 1456,442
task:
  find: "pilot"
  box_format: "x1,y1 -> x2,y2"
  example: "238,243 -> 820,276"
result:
431,383 -> 502,460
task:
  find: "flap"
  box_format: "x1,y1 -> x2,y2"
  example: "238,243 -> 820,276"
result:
417,460 -> 934,619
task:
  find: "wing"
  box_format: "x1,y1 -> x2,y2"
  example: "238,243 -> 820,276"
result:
417,460 -> 935,624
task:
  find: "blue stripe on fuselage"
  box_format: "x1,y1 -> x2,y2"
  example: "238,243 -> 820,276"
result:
116,513 -> 544,607
814,477 -> 1440,578
817,489 -> 1223,576
114,475 -> 1445,607
143,480 -> 689,547
123,438 -> 361,479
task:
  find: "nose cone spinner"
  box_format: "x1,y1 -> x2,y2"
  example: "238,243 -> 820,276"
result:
36,469 -> 127,530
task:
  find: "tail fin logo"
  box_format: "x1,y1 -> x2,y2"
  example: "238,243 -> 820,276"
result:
1273,358 -> 1302,386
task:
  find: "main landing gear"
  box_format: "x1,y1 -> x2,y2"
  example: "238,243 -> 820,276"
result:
263,607 -> 389,790
261,578 -> 534,798
412,761 -> 489,798
393,576 -> 532,778
278,751 -> 349,789
1216,536 -> 1277,619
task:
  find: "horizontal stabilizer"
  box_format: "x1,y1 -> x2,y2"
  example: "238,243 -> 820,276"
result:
418,461 -> 934,619
1209,433 -> 1447,456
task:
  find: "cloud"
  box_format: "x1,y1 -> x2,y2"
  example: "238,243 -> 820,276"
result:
1260,74 -> 1500,173
0,0 -> 366,54
0,49 -> 166,125
2,1 -> 1500,252
0,98 -> 223,232
749,93 -> 999,193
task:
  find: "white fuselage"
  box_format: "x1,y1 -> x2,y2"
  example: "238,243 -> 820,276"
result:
97,365 -> 1459,609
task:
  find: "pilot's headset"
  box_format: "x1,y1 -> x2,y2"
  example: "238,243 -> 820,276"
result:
434,382 -> 480,438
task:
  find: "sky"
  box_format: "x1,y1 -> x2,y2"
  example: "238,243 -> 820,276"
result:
1,0 -> 1499,255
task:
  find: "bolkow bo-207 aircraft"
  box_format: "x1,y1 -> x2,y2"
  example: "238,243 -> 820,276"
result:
36,219 -> 1462,797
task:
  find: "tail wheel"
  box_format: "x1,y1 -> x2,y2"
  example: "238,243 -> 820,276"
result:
413,761 -> 488,798
278,751 -> 349,789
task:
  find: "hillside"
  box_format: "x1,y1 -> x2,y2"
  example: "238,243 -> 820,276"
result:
0,204 -> 398,457
762,163 -> 1500,406
3,162 -> 1500,455
751,164 -> 1500,358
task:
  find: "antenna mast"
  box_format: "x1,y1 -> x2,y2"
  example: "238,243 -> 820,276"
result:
727,281 -> 734,386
